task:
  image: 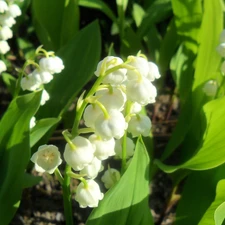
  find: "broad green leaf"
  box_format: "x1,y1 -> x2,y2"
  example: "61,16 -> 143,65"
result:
137,0 -> 172,38
79,0 -> 117,23
1,73 -> 16,96
0,92 -> 41,224
37,21 -> 101,118
30,117 -> 61,147
161,0 -> 223,161
121,26 -> 144,56
198,180 -> 225,225
176,164 -> 225,225
214,202 -> 225,225
156,96 -> 225,173
158,19 -> 179,74
23,173 -> 42,189
132,3 -> 145,27
171,0 -> 202,53
32,0 -> 79,51
86,138 -> 153,225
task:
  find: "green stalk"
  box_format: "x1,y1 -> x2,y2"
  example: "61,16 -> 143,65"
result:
62,165 -> 74,225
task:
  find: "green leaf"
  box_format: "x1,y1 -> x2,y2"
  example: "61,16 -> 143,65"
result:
1,73 -> 16,96
30,117 -> 61,147
79,0 -> 117,23
0,92 -> 41,224
161,0 -> 223,161
37,21 -> 101,118
32,0 -> 79,51
23,173 -> 42,189
198,180 -> 225,225
176,164 -> 225,225
137,0 -> 172,38
17,38 -> 36,60
132,3 -> 145,27
215,202 -> 225,225
156,96 -> 225,173
86,137 -> 153,225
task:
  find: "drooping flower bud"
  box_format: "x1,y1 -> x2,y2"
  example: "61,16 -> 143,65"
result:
0,40 -> 10,54
95,110 -> 127,140
63,136 -> 95,171
39,56 -> 64,74
115,137 -> 135,159
89,134 -> 115,160
128,114 -> 152,137
101,168 -> 121,189
75,179 -> 104,208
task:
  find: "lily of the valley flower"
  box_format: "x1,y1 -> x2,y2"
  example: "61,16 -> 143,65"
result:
101,168 -> 121,189
31,145 -> 62,174
75,179 -> 104,208
63,136 -> 95,171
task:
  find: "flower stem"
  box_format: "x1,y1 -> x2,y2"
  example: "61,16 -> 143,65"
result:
62,165 -> 74,225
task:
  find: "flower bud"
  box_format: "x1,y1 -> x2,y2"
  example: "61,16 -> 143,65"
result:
0,26 -> 13,40
115,137 -> 134,159
83,104 -> 102,128
8,4 -> 22,18
0,0 -> 8,13
95,56 -> 127,84
30,116 -> 36,129
101,168 -> 121,189
147,62 -> 161,81
95,87 -> 126,111
20,72 -> 42,91
64,136 -> 95,171
95,110 -> 127,140
0,13 -> 16,27
33,69 -> 53,84
0,60 -> 6,74
39,56 -> 64,74
0,40 -> 10,54
40,89 -> 50,105
31,145 -> 62,174
89,134 -> 115,160
75,179 -> 104,208
80,157 -> 102,179
126,56 -> 149,80
128,114 -> 152,137
126,77 -> 157,105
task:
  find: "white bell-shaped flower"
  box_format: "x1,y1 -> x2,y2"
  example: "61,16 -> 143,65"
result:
101,168 -> 121,189
95,110 -> 127,140
95,87 -> 126,111
20,72 -> 42,91
0,40 -> 10,54
83,104 -> 102,128
64,136 -> 95,171
0,13 -> 16,27
80,157 -> 102,179
128,114 -> 152,137
75,179 -> 104,208
0,59 -> 6,73
0,0 -> 8,13
126,56 -> 149,80
202,80 -> 218,97
40,89 -> 50,105
30,116 -> 36,129
95,56 -> 127,84
8,4 -> 22,18
147,62 -> 161,81
216,43 -> 225,57
0,26 -> 13,40
33,69 -> 53,84
129,102 -> 142,114
89,134 -> 115,160
126,77 -> 157,105
115,137 -> 135,159
31,145 -> 62,174
39,56 -> 64,74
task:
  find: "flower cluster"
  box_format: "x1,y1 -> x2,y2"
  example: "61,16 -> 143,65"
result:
20,46 -> 64,106
31,53 -> 160,209
0,0 -> 21,73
